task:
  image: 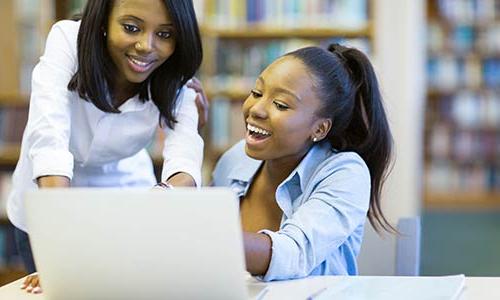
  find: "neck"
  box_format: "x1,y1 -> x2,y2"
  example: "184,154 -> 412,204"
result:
111,80 -> 141,108
262,152 -> 308,187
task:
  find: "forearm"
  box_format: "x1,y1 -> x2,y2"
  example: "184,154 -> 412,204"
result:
37,175 -> 70,188
166,172 -> 196,187
243,232 -> 272,275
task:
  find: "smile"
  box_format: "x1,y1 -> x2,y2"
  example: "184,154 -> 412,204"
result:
247,124 -> 272,136
126,55 -> 155,73
246,123 -> 272,147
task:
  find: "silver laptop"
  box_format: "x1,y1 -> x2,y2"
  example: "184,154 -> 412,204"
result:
26,188 -> 265,300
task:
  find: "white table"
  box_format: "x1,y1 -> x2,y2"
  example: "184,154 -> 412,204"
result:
0,275 -> 498,299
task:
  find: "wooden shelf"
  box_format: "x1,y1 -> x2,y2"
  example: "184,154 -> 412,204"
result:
0,144 -> 20,167
201,25 -> 372,39
0,94 -> 29,107
207,89 -> 248,101
424,191 -> 500,211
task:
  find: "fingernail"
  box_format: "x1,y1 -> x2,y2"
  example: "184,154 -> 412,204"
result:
20,284 -> 26,289
26,286 -> 33,292
33,287 -> 42,293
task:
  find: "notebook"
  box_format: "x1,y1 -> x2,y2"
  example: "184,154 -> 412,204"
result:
26,188 -> 266,300
311,275 -> 465,300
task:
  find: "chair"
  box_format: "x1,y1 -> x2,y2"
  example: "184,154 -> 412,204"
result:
357,217 -> 421,276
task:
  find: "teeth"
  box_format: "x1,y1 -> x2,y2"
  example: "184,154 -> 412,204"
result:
130,57 -> 150,66
247,124 -> 271,136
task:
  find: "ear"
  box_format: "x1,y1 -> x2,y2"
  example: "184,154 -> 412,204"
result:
311,118 -> 332,142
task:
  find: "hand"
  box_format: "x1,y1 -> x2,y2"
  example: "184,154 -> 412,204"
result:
187,77 -> 209,132
20,273 -> 43,294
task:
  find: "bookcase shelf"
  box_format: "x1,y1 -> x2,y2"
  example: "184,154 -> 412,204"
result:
0,145 -> 20,168
0,95 -> 29,107
423,0 -> 499,210
201,25 -> 372,39
424,192 -> 500,211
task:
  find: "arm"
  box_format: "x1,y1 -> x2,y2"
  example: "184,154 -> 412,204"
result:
256,155 -> 371,281
37,175 -> 70,188
161,86 -> 204,187
243,232 -> 272,275
27,21 -> 77,184
186,77 -> 209,132
21,21 -> 78,294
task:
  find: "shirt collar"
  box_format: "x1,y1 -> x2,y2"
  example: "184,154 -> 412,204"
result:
227,141 -> 334,192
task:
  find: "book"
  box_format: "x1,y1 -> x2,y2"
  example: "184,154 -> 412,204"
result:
313,275 -> 465,300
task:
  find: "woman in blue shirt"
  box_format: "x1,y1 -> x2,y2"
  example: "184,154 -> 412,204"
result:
212,44 -> 394,281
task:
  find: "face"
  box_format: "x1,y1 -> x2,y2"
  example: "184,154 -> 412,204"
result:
243,56 -> 331,165
106,0 -> 176,88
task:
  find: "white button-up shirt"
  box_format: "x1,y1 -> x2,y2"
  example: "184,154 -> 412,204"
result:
7,20 -> 203,232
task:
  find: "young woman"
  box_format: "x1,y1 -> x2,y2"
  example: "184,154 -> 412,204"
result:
212,44 -> 394,281
11,0 -> 207,292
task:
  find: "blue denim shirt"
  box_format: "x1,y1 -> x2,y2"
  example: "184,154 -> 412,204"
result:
212,140 -> 370,281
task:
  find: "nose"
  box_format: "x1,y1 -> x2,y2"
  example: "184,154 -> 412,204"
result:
247,97 -> 268,120
135,33 -> 154,53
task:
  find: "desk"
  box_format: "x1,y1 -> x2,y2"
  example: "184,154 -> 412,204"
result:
0,275 -> 498,299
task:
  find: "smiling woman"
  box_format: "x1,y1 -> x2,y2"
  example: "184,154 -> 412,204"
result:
212,44 -> 395,281
7,0 -> 207,293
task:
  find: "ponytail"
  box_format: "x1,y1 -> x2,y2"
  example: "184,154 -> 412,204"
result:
287,45 -> 395,233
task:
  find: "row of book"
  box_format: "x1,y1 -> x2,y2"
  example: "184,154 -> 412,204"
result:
211,38 -> 370,90
437,0 -> 498,24
208,98 -> 246,150
428,22 -> 500,55
195,0 -> 368,29
427,56 -> 500,90
0,107 -> 29,146
427,90 -> 499,129
425,161 -> 499,193
426,123 -> 498,163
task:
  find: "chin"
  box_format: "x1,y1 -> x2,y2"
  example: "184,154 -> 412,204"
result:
244,145 -> 266,161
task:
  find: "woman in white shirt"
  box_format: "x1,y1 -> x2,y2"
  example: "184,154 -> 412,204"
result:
10,0 -> 207,292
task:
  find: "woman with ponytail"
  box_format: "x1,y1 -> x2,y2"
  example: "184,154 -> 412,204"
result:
212,43 -> 394,281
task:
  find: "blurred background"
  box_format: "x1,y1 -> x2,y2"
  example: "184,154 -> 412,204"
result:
0,0 -> 498,285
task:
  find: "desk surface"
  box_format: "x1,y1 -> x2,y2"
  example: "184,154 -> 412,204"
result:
0,275 -> 498,299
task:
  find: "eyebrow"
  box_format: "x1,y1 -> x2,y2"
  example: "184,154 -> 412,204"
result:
257,76 -> 302,102
119,15 -> 173,27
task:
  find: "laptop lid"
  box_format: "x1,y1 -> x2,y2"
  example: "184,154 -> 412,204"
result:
26,188 -> 248,300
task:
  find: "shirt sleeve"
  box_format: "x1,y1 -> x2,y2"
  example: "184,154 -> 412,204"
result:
25,21 -> 78,182
259,154 -> 371,281
161,85 -> 204,186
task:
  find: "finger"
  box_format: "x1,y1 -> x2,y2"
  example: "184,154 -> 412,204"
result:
33,286 -> 43,294
21,274 -> 35,289
195,95 -> 207,129
32,276 -> 40,288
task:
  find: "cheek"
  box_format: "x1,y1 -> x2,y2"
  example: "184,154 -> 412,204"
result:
158,41 -> 176,61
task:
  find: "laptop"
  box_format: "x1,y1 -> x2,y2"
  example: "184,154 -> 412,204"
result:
25,188 -> 267,300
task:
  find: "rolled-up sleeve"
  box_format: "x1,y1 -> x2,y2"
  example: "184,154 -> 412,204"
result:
161,86 -> 204,186
26,21 -> 77,182
259,156 -> 371,281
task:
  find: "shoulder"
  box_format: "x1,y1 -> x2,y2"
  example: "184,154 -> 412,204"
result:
49,19 -> 80,40
212,140 -> 260,186
306,146 -> 371,195
322,151 -> 370,179
44,20 -> 80,56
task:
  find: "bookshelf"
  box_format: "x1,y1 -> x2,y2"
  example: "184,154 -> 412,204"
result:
197,0 -> 374,178
424,0 -> 500,210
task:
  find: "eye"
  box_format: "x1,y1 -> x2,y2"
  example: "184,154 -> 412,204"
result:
157,31 -> 172,39
122,24 -> 140,33
273,100 -> 289,111
250,89 -> 262,98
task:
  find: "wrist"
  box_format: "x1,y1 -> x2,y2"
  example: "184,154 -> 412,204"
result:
153,182 -> 174,191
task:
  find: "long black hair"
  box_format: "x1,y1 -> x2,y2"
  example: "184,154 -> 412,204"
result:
286,44 -> 394,233
68,0 -> 202,129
